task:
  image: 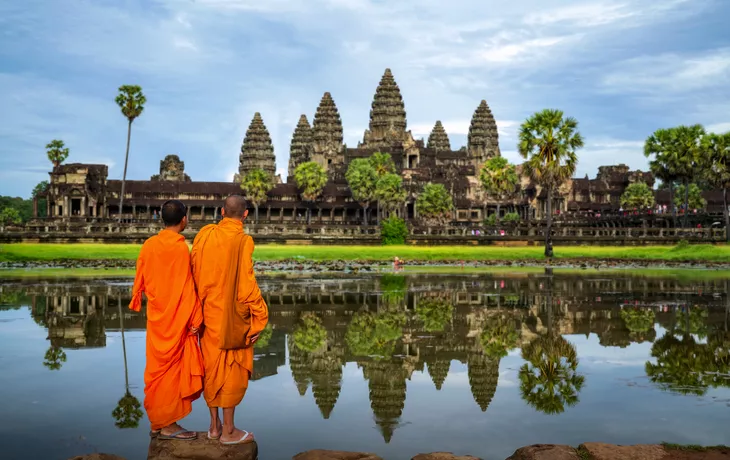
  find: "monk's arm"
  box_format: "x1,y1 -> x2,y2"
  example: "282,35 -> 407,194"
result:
129,245 -> 147,312
238,236 -> 269,337
183,248 -> 204,330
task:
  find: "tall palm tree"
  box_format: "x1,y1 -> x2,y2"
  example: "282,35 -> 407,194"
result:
294,161 -> 327,224
702,132 -> 730,241
240,168 -> 274,221
46,139 -> 70,168
518,109 -> 584,257
479,156 -> 518,224
115,85 -> 146,223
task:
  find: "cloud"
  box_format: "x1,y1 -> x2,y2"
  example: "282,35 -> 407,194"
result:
707,122 -> 730,133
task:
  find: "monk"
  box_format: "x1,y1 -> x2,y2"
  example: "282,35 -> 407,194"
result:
191,195 -> 269,445
129,200 -> 204,441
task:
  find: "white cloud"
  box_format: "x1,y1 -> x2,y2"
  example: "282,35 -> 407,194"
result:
707,122 -> 730,133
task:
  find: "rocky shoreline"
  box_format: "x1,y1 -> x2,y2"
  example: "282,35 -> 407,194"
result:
68,441 -> 730,460
4,257 -> 730,273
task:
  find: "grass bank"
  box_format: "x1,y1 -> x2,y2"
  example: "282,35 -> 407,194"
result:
2,243 -> 730,263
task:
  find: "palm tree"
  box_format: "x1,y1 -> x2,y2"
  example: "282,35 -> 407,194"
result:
479,156 -> 518,224
294,161 -> 327,224
375,173 -> 407,220
112,299 -> 143,429
46,140 -> 70,168
703,132 -> 730,241
240,168 -> 274,221
345,158 -> 378,225
115,85 -> 146,223
518,109 -> 584,258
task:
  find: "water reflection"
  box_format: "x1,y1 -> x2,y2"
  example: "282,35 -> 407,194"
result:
2,272 -> 730,446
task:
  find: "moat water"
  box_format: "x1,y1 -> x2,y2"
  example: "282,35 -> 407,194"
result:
1,271 -> 729,460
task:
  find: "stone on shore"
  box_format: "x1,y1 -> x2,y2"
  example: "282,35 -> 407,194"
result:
68,455 -> 126,460
505,444 -> 579,460
580,442 -> 666,460
411,453 -> 482,460
147,433 -> 258,460
292,450 -> 383,460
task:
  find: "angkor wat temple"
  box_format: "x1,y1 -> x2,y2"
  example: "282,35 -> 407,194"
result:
33,68 -> 670,225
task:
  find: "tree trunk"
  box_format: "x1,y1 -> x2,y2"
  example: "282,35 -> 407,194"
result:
669,183 -> 677,228
544,187 -> 553,258
362,204 -> 368,226
682,180 -> 689,228
118,120 -> 132,223
254,203 -> 259,222
722,188 -> 730,242
306,202 -> 311,225
496,203 -> 501,224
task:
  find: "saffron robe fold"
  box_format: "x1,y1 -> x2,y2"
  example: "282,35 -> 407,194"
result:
191,217 -> 269,408
129,229 -> 204,430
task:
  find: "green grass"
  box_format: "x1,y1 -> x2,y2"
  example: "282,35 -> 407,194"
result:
3,243 -> 730,263
0,268 -> 136,278
575,445 -> 593,460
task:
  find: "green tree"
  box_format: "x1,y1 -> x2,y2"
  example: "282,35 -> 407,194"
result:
294,161 -> 327,224
415,297 -> 454,332
115,85 -> 146,223
43,346 -> 67,371
0,207 -> 22,225
112,391 -> 144,429
240,168 -> 273,221
702,132 -> 730,241
673,184 -> 706,211
46,139 -> 69,168
645,125 -> 707,228
416,183 -> 453,226
375,173 -> 407,218
620,182 -> 655,211
291,313 -> 328,353
479,156 -> 518,223
32,181 -> 49,218
519,334 -> 585,415
518,109 -> 584,257
369,152 -> 396,177
649,158 -> 679,227
380,215 -> 408,245
346,158 -> 378,225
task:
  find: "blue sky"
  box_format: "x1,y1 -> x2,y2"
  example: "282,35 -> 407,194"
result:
1,0 -> 729,198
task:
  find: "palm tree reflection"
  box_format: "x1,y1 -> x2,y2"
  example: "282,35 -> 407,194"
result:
112,299 -> 142,429
43,346 -> 67,371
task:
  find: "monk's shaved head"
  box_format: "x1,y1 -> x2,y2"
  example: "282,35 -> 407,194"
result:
161,200 -> 187,227
223,195 -> 248,219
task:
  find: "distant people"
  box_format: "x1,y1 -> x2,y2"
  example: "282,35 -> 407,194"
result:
129,200 -> 204,440
152,210 -> 159,220
191,195 -> 268,445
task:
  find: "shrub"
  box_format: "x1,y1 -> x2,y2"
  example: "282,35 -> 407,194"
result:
483,214 -> 497,226
503,212 -> 520,224
381,216 -> 408,245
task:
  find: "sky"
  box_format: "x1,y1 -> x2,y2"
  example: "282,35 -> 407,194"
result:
1,0 -> 730,198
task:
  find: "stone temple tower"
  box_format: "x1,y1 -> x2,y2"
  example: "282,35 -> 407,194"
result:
467,100 -> 501,169
360,68 -> 416,151
427,121 -> 451,152
311,92 -> 344,175
237,112 -> 276,182
288,114 -> 313,178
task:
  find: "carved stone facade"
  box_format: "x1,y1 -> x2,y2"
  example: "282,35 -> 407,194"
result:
311,92 -> 344,178
237,112 -> 276,182
467,100 -> 501,170
151,154 -> 191,182
427,121 -> 451,152
288,114 -> 313,178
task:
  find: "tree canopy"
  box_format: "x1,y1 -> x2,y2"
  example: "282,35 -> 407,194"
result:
369,152 -> 396,177
620,182 -> 655,210
673,183 -> 706,211
294,161 -> 328,202
375,173 -> 406,213
46,140 -> 69,168
415,183 -> 453,225
240,168 -> 273,220
479,156 -> 518,200
115,85 -> 147,122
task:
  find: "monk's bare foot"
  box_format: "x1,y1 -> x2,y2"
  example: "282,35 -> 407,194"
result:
159,423 -> 197,440
220,427 -> 254,445
208,418 -> 222,440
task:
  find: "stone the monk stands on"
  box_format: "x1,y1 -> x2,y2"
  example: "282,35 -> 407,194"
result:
129,200 -> 204,440
191,195 -> 269,445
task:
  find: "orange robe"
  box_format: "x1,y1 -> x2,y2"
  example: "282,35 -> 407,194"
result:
129,229 -> 204,430
191,218 -> 269,408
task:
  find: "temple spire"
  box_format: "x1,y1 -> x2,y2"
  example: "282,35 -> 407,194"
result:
427,121 -> 451,151
467,100 -> 500,167
288,114 -> 313,178
238,112 -> 276,181
311,92 -> 344,175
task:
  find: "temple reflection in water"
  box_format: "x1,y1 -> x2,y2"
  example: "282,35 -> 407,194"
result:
2,272 -> 728,443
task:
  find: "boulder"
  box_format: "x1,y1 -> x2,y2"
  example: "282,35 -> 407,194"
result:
411,453 -> 482,460
147,433 -> 258,460
580,442 -> 666,460
505,444 -> 579,460
292,451 -> 383,460
68,455 -> 126,460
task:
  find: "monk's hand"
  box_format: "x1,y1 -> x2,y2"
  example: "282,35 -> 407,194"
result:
250,333 -> 261,344
189,326 -> 199,335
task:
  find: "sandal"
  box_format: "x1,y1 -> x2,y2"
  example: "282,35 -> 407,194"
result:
158,429 -> 197,441
220,430 -> 254,445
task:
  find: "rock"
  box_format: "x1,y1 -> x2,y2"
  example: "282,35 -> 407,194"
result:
580,442 -> 666,460
147,433 -> 258,460
506,444 -> 579,460
292,450 -> 383,460
411,453 -> 482,460
68,455 -> 126,460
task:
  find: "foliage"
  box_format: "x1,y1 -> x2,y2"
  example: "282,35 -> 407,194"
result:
115,85 -> 147,122
43,346 -> 67,371
345,310 -> 406,358
375,173 -> 407,213
294,161 -> 328,202
240,168 -> 273,219
480,316 -> 520,359
369,152 -> 396,177
416,183 -> 453,225
112,391 -> 144,429
415,297 -> 454,332
518,334 -> 585,414
673,183 -> 706,210
46,139 -> 70,168
483,214 -> 497,226
620,182 -> 655,210
346,158 -> 378,211
0,207 -> 22,225
380,215 -> 408,245
291,313 -> 327,353
479,156 -> 518,201
254,323 -> 273,350
620,308 -> 655,334
503,212 -> 520,224
702,132 -> 730,189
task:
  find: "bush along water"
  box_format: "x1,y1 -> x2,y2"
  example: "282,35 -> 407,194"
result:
381,216 -> 408,245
